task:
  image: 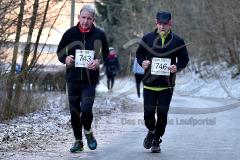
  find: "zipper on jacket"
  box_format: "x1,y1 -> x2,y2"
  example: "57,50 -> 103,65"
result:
80,34 -> 86,80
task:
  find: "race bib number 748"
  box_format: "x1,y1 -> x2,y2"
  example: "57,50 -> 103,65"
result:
75,50 -> 95,68
151,57 -> 171,76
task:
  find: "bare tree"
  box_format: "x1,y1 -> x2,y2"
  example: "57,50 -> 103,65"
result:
12,0 -> 40,109
5,0 -> 25,118
1,0 -> 68,120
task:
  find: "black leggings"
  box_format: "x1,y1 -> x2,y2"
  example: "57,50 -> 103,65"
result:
107,74 -> 115,90
134,73 -> 144,97
67,82 -> 96,140
143,88 -> 173,141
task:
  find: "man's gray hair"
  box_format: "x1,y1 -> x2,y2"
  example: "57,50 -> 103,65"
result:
80,5 -> 96,18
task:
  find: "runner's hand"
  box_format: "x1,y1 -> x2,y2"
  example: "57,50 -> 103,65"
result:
169,64 -> 177,73
142,60 -> 150,69
65,55 -> 75,66
88,59 -> 100,70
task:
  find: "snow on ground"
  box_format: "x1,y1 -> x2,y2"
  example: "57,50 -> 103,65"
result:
174,63 -> 240,99
99,67 -> 240,100
0,90 -> 143,158
0,93 -> 69,152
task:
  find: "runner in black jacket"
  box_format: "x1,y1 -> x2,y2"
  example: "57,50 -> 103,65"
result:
104,47 -> 120,92
57,5 -> 109,153
136,11 -> 189,153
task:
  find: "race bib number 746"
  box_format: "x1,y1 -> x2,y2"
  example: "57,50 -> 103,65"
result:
151,57 -> 171,76
75,50 -> 95,68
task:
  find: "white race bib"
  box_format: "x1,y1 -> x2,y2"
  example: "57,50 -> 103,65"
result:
151,57 -> 171,76
75,50 -> 95,68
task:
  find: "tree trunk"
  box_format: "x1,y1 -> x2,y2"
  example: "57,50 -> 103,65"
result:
29,0 -> 50,69
14,0 -> 39,109
5,0 -> 25,118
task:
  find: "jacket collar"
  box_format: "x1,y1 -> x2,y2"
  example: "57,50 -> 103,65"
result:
77,22 -> 95,34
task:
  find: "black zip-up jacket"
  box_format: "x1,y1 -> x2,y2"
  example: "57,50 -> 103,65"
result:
136,29 -> 189,88
57,23 -> 109,84
105,56 -> 120,76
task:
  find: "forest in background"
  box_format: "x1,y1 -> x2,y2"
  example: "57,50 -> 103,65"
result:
95,0 -> 240,75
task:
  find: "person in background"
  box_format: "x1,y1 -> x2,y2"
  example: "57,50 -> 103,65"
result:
105,47 -> 120,92
136,11 -> 189,153
57,5 -> 109,153
132,57 -> 144,97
